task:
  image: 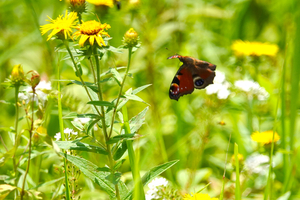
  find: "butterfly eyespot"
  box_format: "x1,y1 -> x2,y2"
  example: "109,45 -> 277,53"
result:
193,77 -> 204,88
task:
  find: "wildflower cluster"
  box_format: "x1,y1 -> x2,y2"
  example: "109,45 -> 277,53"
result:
205,70 -> 230,99
234,80 -> 269,100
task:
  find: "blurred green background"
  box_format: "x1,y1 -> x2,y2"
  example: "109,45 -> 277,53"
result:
1,0 -> 300,199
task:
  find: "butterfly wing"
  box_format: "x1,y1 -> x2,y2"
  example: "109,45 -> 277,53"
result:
190,59 -> 216,90
169,64 -> 195,101
168,55 -> 217,100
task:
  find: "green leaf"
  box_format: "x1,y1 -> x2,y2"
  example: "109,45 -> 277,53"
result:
75,63 -> 83,77
71,120 -> 84,131
87,101 -> 115,107
107,134 -> 135,144
106,172 -> 122,185
63,112 -> 101,119
110,68 -> 122,85
132,84 -> 152,95
60,153 -> 115,197
114,159 -> 126,170
113,141 -> 127,160
141,160 -> 179,185
123,160 -> 179,200
97,167 -> 111,172
71,80 -> 98,93
55,141 -> 108,155
121,94 -> 145,103
85,118 -> 100,135
129,107 -> 149,134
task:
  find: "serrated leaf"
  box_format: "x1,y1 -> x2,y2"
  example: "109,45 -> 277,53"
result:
55,141 -> 108,155
87,101 -> 114,107
107,134 -> 135,144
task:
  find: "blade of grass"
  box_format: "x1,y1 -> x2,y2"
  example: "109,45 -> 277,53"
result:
123,105 -> 145,200
234,143 -> 241,200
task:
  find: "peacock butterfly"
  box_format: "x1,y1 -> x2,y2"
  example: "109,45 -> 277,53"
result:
168,55 -> 216,101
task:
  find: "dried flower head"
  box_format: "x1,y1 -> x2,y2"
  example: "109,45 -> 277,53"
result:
74,20 -> 111,47
40,10 -> 78,41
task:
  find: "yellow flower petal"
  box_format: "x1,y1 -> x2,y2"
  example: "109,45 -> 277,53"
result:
73,20 -> 111,47
231,40 -> 279,57
251,130 -> 280,145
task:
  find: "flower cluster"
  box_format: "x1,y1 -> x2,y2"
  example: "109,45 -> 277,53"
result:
231,40 -> 279,57
234,80 -> 269,101
146,178 -> 169,200
18,80 -> 52,106
40,10 -> 111,47
205,71 -> 231,99
54,128 -> 78,141
244,153 -> 270,175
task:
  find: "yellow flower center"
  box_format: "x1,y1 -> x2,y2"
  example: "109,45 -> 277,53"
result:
80,20 -> 102,35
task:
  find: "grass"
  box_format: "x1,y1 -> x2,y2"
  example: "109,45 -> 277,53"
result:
0,0 -> 300,199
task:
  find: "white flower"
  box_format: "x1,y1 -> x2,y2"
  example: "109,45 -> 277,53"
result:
54,128 -> 78,141
205,71 -> 231,99
234,80 -> 269,100
54,132 -> 61,141
145,178 -> 168,200
18,80 -> 52,106
244,153 -> 269,175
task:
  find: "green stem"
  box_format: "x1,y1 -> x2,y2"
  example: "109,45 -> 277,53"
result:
93,47 -> 120,200
57,61 -> 71,200
13,85 -> 20,197
20,88 -> 35,200
234,143 -> 241,200
64,42 -> 102,118
108,47 -> 132,138
123,105 -> 145,200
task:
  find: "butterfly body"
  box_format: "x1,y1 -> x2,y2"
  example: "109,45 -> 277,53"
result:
168,55 -> 216,100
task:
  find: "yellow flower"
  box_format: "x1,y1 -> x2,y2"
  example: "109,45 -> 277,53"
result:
231,153 -> 244,167
11,64 -> 25,85
123,28 -> 139,48
251,130 -> 280,145
231,40 -> 279,57
86,0 -> 113,7
74,20 -> 111,47
40,10 -> 78,41
184,193 -> 218,200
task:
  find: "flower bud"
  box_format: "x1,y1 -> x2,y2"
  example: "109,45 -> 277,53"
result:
11,64 -> 25,86
70,0 -> 86,13
27,70 -> 41,90
123,28 -> 139,48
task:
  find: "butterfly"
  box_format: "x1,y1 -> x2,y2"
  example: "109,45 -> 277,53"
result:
168,55 -> 216,101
